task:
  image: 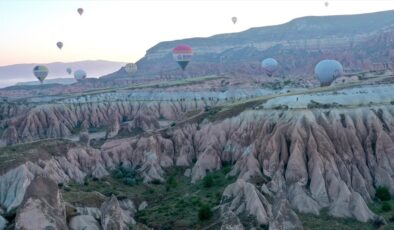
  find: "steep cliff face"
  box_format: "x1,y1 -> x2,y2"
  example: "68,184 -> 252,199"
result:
135,10 -> 394,77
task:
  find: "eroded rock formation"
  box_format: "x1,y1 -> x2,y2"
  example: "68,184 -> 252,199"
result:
1,105 -> 394,228
14,177 -> 67,230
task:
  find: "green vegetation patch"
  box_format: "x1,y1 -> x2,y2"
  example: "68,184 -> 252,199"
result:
62,166 -> 236,229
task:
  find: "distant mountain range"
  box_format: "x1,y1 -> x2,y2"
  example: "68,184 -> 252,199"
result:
0,60 -> 126,87
133,10 -> 394,78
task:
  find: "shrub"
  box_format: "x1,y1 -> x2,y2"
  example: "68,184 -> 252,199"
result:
120,167 -> 136,178
389,213 -> 394,222
113,169 -> 124,179
372,217 -> 386,228
203,175 -> 214,188
222,165 -> 232,174
376,186 -> 391,201
381,202 -> 392,212
122,177 -> 136,186
191,197 -> 202,206
151,179 -> 162,185
166,175 -> 178,189
198,204 -> 212,221
122,115 -> 128,122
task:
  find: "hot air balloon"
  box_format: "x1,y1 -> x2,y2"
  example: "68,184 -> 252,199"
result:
232,17 -> 237,24
57,42 -> 63,50
74,69 -> 87,81
66,68 -> 72,75
77,8 -> 84,15
125,63 -> 138,75
173,45 -> 193,70
33,65 -> 48,83
314,59 -> 343,86
261,58 -> 279,77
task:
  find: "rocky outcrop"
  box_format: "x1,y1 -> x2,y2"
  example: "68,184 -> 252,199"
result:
220,179 -> 272,226
0,215 -> 7,230
100,195 -> 135,230
76,207 -> 101,220
69,215 -> 101,230
220,211 -> 244,230
0,163 -> 44,213
269,198 -> 303,230
79,131 -> 90,146
220,180 -> 303,229
106,116 -> 120,139
14,177 -> 67,230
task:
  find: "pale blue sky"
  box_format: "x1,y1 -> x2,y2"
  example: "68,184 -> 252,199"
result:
0,0 -> 393,66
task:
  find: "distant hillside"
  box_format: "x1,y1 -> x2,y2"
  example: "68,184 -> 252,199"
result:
132,10 -> 394,78
15,78 -> 77,86
0,60 -> 126,87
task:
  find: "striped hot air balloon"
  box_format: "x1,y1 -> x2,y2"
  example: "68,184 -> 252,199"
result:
173,45 -> 193,70
33,65 -> 49,83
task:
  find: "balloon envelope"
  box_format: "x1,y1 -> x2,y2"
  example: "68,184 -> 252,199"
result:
74,69 -> 87,81
173,45 -> 193,70
57,42 -> 63,50
125,63 -> 138,74
261,58 -> 279,76
33,65 -> 48,83
66,68 -> 72,75
77,8 -> 84,15
232,17 -> 237,24
314,60 -> 343,86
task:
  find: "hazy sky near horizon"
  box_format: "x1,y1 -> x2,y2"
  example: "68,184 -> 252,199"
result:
1,0 -> 394,67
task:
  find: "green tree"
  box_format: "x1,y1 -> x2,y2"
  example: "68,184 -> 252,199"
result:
376,186 -> 391,201
381,202 -> 392,212
198,204 -> 212,221
203,175 -> 214,188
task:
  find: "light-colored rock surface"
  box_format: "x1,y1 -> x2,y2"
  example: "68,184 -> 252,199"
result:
100,195 -> 135,230
221,179 -> 272,225
269,198 -> 303,230
69,215 -> 101,230
76,207 -> 101,220
0,215 -> 7,230
0,163 -> 42,213
220,211 -> 245,230
138,201 -> 148,211
14,177 -> 67,230
220,180 -> 304,229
